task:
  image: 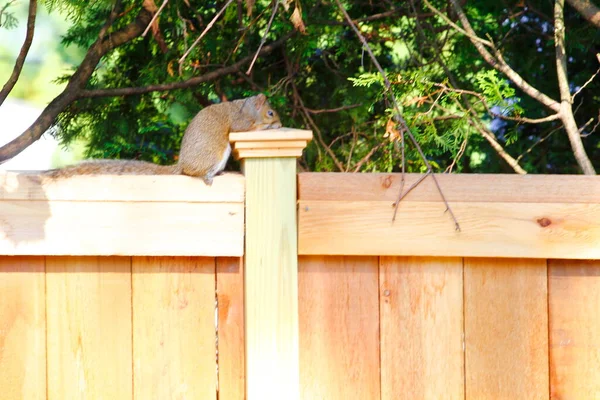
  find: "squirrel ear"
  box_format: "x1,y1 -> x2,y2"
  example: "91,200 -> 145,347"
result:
254,93 -> 267,109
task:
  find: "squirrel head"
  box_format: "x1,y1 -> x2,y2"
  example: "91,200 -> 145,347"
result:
235,94 -> 282,131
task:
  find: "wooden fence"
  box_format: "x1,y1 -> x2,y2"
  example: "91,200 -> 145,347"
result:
1,129 -> 600,399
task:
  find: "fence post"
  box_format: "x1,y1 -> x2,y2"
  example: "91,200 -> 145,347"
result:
230,128 -> 312,400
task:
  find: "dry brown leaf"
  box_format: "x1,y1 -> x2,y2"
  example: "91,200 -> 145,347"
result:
290,6 -> 306,34
142,0 -> 158,12
246,0 -> 255,16
282,0 -> 294,11
384,119 -> 401,141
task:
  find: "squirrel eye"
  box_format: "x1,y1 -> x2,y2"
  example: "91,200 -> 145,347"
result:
267,110 -> 274,117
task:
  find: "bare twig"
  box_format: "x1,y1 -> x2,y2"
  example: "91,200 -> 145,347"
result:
516,126 -> 562,163
554,0 -> 595,173
392,172 -> 429,221
353,142 -> 385,172
0,0 -> 37,106
445,133 -> 469,173
580,111 -> 600,137
294,85 -> 345,171
305,104 -> 361,114
178,0 -> 235,65
333,0 -> 460,230
572,67 -> 600,101
422,0 -> 493,47
246,0 -> 279,74
142,0 -> 168,37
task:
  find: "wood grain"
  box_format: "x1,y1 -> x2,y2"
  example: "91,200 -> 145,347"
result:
0,201 -> 244,256
46,256 -> 132,400
244,158 -> 300,400
0,256 -> 46,400
298,200 -> 600,259
298,172 -> 600,203
379,256 -> 464,400
464,258 -> 549,399
216,257 -> 245,400
0,171 -> 244,202
234,140 -> 308,149
299,256 -> 380,400
549,259 -> 600,400
132,256 -> 217,400
235,148 -> 303,159
230,127 -> 312,142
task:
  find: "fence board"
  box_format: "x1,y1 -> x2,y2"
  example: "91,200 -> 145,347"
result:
298,200 -> 600,259
298,173 -> 600,203
132,256 -> 216,400
217,257 -> 245,400
299,256 -> 380,400
46,256 -> 132,400
380,256 -> 464,400
0,201 -> 243,256
0,256 -> 46,400
464,258 -> 548,399
549,259 -> 600,399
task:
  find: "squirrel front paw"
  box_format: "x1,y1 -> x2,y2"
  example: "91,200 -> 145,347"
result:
202,175 -> 214,186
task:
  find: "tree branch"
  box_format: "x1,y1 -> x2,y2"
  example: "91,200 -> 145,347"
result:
432,83 -> 561,124
443,0 -> 561,113
566,0 -> 600,28
554,0 -> 596,173
0,2 -> 151,163
0,0 -> 37,106
305,104 -> 361,114
78,32 -> 293,98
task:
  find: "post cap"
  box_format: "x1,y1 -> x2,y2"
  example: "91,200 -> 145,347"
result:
229,127 -> 312,160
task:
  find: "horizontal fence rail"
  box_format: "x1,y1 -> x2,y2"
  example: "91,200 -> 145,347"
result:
0,172 -> 245,256
298,173 -> 600,259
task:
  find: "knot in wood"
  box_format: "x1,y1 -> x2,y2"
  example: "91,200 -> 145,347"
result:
382,176 -> 392,188
537,217 -> 552,228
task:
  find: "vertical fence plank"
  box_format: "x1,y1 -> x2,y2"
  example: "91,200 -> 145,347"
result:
299,255 -> 380,400
132,256 -> 216,400
464,258 -> 548,399
549,259 -> 600,399
46,256 -> 132,400
217,257 -> 245,400
380,256 -> 464,400
0,256 -> 46,400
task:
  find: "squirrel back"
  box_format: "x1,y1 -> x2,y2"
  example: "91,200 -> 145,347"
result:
44,94 -> 281,183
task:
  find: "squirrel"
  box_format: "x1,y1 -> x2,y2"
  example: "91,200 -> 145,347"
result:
45,94 -> 282,185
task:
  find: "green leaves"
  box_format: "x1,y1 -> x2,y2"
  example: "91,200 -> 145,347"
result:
475,69 -> 523,116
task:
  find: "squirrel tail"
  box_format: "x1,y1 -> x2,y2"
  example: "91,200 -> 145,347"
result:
44,159 -> 180,179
